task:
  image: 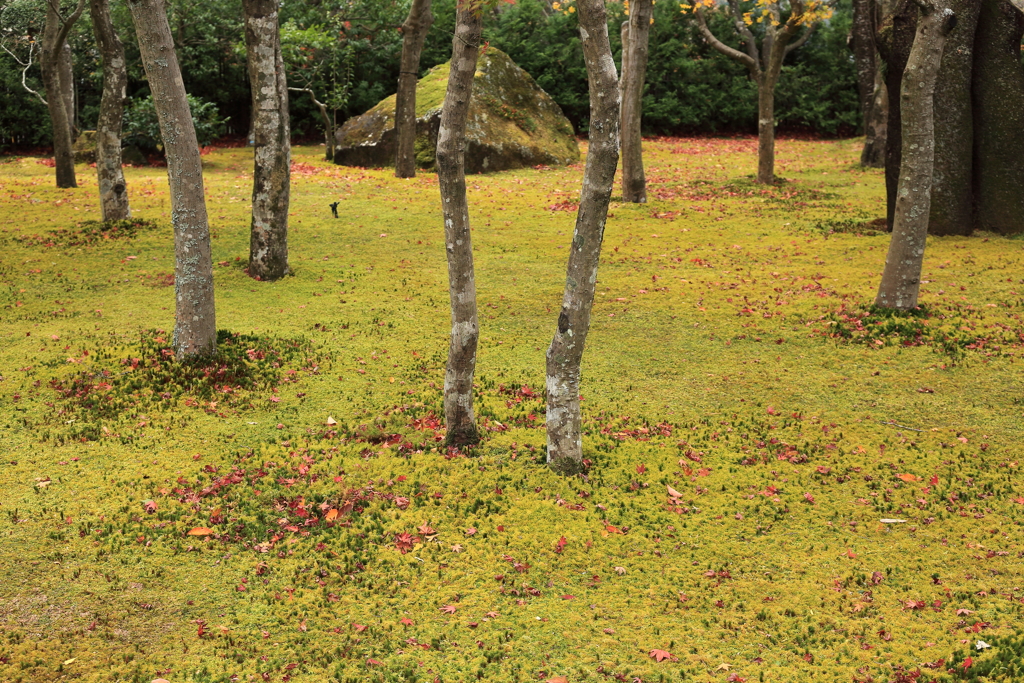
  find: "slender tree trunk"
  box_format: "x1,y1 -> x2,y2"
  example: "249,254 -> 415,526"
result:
620,0 -> 650,202
929,0 -> 980,235
395,0 -> 433,178
40,0 -> 85,188
436,3 -> 482,448
861,64 -> 888,167
756,76 -> 776,184
58,43 -> 75,134
875,0 -> 956,310
546,0 -> 620,475
852,0 -> 882,165
90,0 -> 130,221
876,0 -> 919,230
972,0 -> 1024,235
243,0 -> 291,281
127,0 -> 217,357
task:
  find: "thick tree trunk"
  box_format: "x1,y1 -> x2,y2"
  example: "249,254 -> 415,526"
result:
395,0 -> 433,178
90,0 -> 130,221
852,0 -> 883,165
929,0 -> 980,235
756,78 -> 776,184
876,0 -> 918,230
128,0 -> 217,357
243,0 -> 291,281
972,0 -> 1024,235
620,0 -> 650,203
436,4 -> 482,448
861,64 -> 888,167
875,0 -> 956,310
546,0 -> 620,475
40,0 -> 85,189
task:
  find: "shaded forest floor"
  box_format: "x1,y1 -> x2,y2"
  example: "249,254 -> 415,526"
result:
1,137 -> 1023,683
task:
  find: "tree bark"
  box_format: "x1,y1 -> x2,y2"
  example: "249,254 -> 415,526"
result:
546,0 -> 620,475
90,0 -> 131,221
972,0 -> 1024,235
861,63 -> 888,167
620,0 -> 651,203
436,2 -> 482,448
395,0 -> 433,178
756,75 -> 777,184
875,0 -> 956,310
876,0 -> 918,230
243,0 -> 291,281
929,0 -> 980,235
852,0 -> 882,165
40,0 -> 85,188
127,0 -> 217,357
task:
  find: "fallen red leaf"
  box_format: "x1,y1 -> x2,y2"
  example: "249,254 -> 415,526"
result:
649,649 -> 677,662
897,473 -> 919,483
555,536 -> 568,554
187,527 -> 214,536
441,605 -> 458,614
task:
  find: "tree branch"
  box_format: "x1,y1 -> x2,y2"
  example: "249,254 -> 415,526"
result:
0,40 -> 47,105
784,24 -> 816,54
695,7 -> 758,73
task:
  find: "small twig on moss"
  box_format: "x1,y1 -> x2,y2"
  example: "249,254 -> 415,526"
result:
878,420 -> 923,432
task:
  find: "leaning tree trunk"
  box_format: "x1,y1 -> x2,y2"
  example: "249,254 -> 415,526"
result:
127,0 -> 217,357
436,3 -> 482,448
40,0 -> 85,189
875,0 -> 956,310
546,0 -> 620,475
929,0 -> 980,236
90,0 -> 130,221
876,0 -> 919,230
243,0 -> 291,281
395,0 -> 433,178
972,0 -> 1024,235
620,0 -> 651,203
852,0 -> 884,166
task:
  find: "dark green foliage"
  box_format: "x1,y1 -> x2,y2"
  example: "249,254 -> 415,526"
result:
122,94 -> 229,151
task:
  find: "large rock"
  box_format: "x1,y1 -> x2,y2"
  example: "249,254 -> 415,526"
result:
334,48 -> 579,173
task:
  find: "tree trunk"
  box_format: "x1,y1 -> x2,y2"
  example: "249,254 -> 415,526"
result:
875,0 -> 956,310
756,76 -> 776,184
436,3 -> 482,448
972,0 -> 1024,235
852,0 -> 882,165
243,0 -> 291,281
546,0 -> 620,475
876,0 -> 919,230
90,0 -> 130,221
40,0 -> 85,189
395,0 -> 433,178
861,63 -> 888,167
929,0 -> 980,235
127,0 -> 217,357
620,0 -> 650,203
59,43 -> 75,134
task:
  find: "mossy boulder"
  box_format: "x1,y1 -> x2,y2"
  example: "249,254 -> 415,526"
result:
73,130 -> 97,163
333,48 -> 579,174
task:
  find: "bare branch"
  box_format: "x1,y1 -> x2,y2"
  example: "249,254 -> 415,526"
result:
1,40 -> 47,104
725,0 -> 760,63
784,24 -> 816,54
53,0 -> 87,49
695,7 -> 758,73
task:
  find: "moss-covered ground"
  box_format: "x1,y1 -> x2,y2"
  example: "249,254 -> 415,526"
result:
2,137 -> 1023,683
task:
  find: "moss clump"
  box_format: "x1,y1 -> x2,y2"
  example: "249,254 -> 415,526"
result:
14,217 -> 161,248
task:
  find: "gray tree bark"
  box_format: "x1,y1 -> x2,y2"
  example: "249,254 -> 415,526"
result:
127,0 -> 217,357
546,0 -> 620,475
395,0 -> 433,178
620,0 -> 651,203
876,0 -> 917,229
875,0 -> 956,310
972,0 -> 1024,235
695,0 -> 812,184
40,0 -> 85,188
90,0 -> 130,221
243,0 -> 291,281
852,0 -> 886,167
861,64 -> 888,167
436,2 -> 482,448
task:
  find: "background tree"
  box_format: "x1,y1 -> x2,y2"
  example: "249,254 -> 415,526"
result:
546,0 -> 620,475
243,0 -> 290,281
436,0 -> 483,447
874,0 -> 955,310
90,0 -> 130,220
40,0 -> 85,188
395,0 -> 433,178
686,0 -> 831,183
850,0 -> 885,166
127,0 -> 217,357
619,0 -> 651,202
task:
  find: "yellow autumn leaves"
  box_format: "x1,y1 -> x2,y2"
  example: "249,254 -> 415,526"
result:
678,0 -> 833,28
